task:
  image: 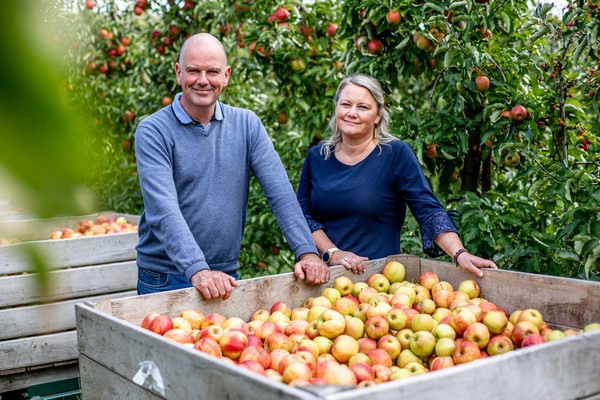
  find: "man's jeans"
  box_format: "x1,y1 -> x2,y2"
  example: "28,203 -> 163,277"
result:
137,267 -> 238,295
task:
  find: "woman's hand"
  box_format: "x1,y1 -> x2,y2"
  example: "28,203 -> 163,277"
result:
456,251 -> 498,277
331,251 -> 368,274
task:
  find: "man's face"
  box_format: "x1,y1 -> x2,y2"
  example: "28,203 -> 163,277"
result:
175,42 -> 231,115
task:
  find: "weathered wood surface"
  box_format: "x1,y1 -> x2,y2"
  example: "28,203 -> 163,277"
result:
0,261 -> 137,308
0,212 -> 140,274
0,331 -> 77,372
76,303 -> 320,400
0,362 -> 79,393
1,290 -> 137,341
76,255 -> 600,400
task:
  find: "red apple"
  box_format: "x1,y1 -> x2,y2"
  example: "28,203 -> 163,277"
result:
452,340 -> 481,365
520,333 -> 545,348
429,355 -> 455,371
149,315 -> 173,335
417,271 -> 439,290
193,337 -> 222,358
386,10 -> 401,24
511,321 -> 540,347
219,329 -> 248,360
163,328 -> 194,345
367,39 -> 383,54
463,322 -> 490,350
367,348 -> 393,368
510,105 -> 527,122
364,315 -> 390,340
350,362 -> 375,383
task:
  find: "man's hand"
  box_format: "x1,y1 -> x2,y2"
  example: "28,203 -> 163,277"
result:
294,253 -> 330,284
191,269 -> 238,300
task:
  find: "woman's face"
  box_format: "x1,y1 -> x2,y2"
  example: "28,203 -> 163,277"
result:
335,83 -> 381,140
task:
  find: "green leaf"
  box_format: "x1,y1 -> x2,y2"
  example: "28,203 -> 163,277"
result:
395,36 -> 410,51
529,25 -> 550,44
528,177 -> 550,197
443,48 -> 458,69
571,36 -> 587,66
423,2 -> 446,14
449,1 -> 468,10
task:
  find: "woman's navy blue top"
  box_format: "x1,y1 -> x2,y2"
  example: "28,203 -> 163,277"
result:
297,140 -> 458,259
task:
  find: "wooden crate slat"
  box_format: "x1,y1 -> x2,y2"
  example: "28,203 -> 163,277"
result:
0,363 -> 80,394
0,331 -> 77,371
76,303 -> 319,400
0,290 -> 137,341
0,261 -> 137,308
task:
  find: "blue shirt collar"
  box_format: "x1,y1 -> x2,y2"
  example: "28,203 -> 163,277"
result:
171,92 -> 224,126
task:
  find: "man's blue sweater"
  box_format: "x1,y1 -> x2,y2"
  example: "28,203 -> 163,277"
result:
135,93 -> 317,280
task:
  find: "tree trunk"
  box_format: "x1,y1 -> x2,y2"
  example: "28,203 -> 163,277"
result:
461,130 -> 482,194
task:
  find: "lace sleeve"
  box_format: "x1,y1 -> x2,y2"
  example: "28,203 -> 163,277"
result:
420,211 -> 459,258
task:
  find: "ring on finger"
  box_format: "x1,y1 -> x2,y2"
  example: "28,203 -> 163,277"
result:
343,257 -> 349,262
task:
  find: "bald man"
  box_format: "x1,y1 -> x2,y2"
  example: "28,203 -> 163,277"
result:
134,33 -> 329,299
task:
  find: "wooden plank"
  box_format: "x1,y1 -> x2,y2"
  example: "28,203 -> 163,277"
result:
0,331 -> 77,371
0,363 -> 79,393
0,290 -> 137,341
79,355 -> 163,400
328,331 -> 600,400
76,303 -> 319,400
0,261 -> 137,308
418,258 -> 600,328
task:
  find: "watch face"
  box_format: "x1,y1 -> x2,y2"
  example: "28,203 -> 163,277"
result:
322,251 -> 331,263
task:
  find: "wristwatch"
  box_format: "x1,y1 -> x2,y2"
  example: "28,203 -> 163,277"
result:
321,247 -> 339,264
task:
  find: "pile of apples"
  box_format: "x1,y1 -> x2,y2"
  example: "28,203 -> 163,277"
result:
140,261 -> 600,387
49,215 -> 138,240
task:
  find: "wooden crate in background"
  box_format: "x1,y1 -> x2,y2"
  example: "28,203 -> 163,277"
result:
0,211 -> 140,393
76,255 -> 600,400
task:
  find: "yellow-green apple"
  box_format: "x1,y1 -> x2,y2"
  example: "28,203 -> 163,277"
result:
414,285 -> 432,304
257,321 -> 282,340
405,361 -> 429,376
389,368 -> 412,380
369,292 -> 391,306
544,329 -> 566,341
386,308 -> 407,331
463,322 -> 490,349
453,290 -> 470,302
357,379 -> 378,388
332,334 -> 359,363
193,337 -> 222,357
433,323 -> 456,340
395,328 -> 415,350
509,310 -> 522,325
390,292 -> 413,308
372,364 -> 393,383
457,279 -> 480,299
452,340 -> 481,364
350,362 -> 375,383
294,350 -> 317,371
433,289 -> 455,309
395,286 -> 417,305
270,301 -> 292,318
219,329 -> 248,360
357,337 -> 377,354
317,309 -> 346,339
367,348 -> 393,368
149,315 -> 173,335
502,321 -> 514,339
311,295 -> 334,309
265,332 -> 294,352
323,364 -> 357,385
201,313 -> 227,329
517,308 -> 544,330
397,348 -> 423,368
313,335 -> 333,355
449,298 -> 470,311
239,360 -> 266,376
364,315 -> 390,340
285,320 -> 310,336
290,307 -> 309,321
265,368 -> 284,382
402,307 -> 419,330
483,310 -> 509,334
251,308 -> 271,322
269,311 -> 291,324
321,288 -> 342,305
464,304 -> 483,322
295,338 -> 320,359
434,337 -> 456,357
520,333 -> 545,348
333,276 -> 354,296
239,346 -> 271,369
411,313 -> 435,333
583,322 -> 600,333
450,307 -> 477,335
431,281 -> 453,297
349,352 -> 372,366
410,331 -> 436,357
358,286 -> 379,304
163,328 -> 194,344
307,305 -> 329,323
190,329 -> 201,342
269,348 -> 291,372
289,333 -> 309,348
303,297 -> 315,308
388,282 -> 403,295
352,303 -> 371,322
141,313 -> 161,330
432,307 -> 452,323
477,300 -> 498,314
367,273 -> 391,293
282,359 -> 313,384
417,271 -> 440,290
486,334 -> 514,356
563,329 -> 579,337
511,321 -> 539,347
333,296 -> 358,316
382,261 -> 406,283
314,359 -> 339,379
199,325 -> 224,342
367,301 -> 393,319
429,355 -> 455,371
179,309 -> 204,330
352,281 -> 369,298
343,316 -> 365,339
377,334 -> 401,360
306,320 -> 319,339
416,298 -> 437,314
223,316 -> 246,331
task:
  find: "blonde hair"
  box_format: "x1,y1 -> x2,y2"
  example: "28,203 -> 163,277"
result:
321,74 -> 395,159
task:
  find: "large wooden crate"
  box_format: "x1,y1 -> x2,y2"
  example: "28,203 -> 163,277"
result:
75,255 -> 600,400
0,211 -> 140,393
